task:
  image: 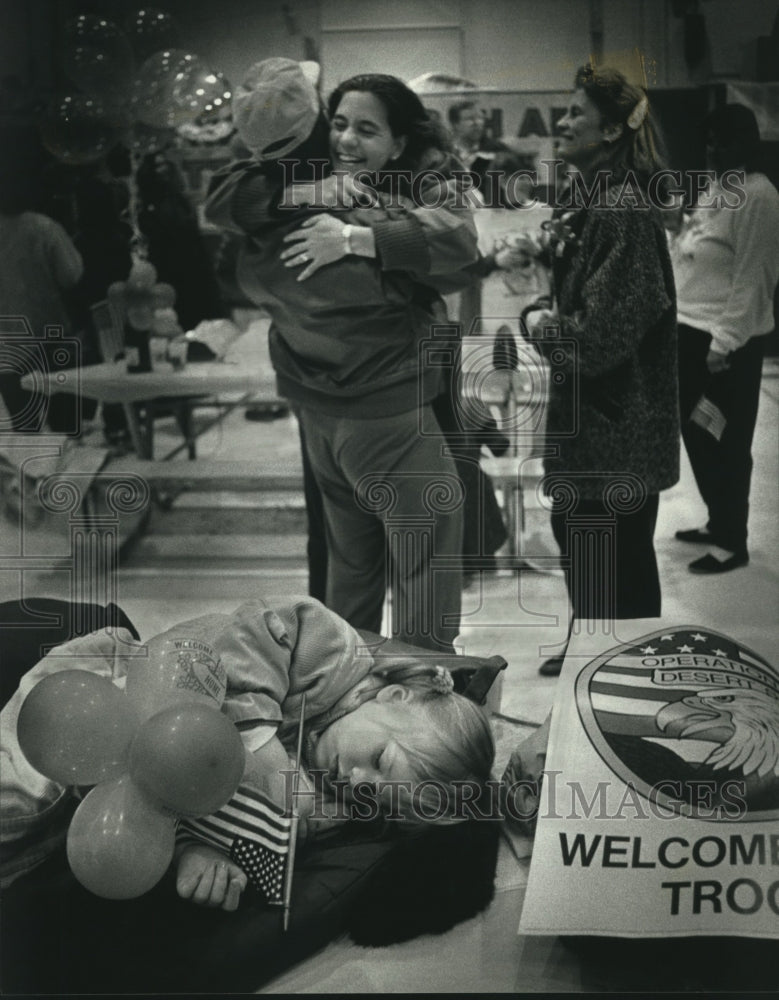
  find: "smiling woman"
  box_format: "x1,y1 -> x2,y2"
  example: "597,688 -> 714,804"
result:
522,65 -> 678,648
206,64 -> 481,655
329,90 -> 407,174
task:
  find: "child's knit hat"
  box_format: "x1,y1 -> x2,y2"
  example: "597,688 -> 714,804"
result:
232,57 -> 321,161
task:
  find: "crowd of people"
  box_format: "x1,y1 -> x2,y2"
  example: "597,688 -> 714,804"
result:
2,52 -> 778,918
206,58 -> 777,668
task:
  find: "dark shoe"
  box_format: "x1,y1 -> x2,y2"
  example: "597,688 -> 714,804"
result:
538,655 -> 565,677
244,403 -> 290,422
675,528 -> 716,544
688,551 -> 749,574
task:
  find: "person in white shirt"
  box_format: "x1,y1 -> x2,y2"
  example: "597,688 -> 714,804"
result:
672,103 -> 779,574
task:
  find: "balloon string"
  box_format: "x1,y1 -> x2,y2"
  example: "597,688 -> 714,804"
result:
127,136 -> 149,262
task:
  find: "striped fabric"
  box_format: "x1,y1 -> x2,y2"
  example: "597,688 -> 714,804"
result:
177,784 -> 292,904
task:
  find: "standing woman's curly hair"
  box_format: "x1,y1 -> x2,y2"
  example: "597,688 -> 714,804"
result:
327,73 -> 451,175
575,64 -> 667,186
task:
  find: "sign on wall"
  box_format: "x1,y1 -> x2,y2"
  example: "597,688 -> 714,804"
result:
418,89 -> 569,173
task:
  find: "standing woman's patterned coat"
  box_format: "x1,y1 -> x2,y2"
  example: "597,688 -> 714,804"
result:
537,189 -> 679,501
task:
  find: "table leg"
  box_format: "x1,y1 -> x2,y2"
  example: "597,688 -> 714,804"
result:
174,401 -> 196,460
121,402 -> 150,459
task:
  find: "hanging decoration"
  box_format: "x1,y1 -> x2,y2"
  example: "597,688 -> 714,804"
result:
131,48 -> 198,128
123,6 -> 180,62
42,7 -> 231,262
60,14 -> 135,107
38,92 -> 122,165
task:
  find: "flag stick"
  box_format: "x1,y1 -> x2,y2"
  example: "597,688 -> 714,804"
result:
282,693 -> 306,931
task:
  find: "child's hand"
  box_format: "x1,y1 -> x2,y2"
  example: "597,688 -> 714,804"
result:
176,843 -> 248,911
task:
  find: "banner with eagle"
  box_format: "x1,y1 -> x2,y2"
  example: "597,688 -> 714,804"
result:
519,620 -> 778,938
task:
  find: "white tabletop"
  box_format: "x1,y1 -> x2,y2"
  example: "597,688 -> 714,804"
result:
21,356 -> 278,405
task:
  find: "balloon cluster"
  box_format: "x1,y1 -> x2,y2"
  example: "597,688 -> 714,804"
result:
108,256 -> 182,336
41,8 -> 232,165
16,623 -> 243,899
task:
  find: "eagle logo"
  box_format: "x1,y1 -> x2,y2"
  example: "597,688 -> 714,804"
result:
655,688 -> 779,780
575,626 -> 779,820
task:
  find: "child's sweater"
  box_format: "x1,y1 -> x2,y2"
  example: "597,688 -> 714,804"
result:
0,597 -> 404,884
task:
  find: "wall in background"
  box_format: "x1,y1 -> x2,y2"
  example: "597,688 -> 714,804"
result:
157,0 -> 776,93
2,0 -> 775,105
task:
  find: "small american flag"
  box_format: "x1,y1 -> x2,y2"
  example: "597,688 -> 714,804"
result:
177,697 -> 307,920
231,832 -> 287,904
178,784 -> 292,905
690,394 -> 727,441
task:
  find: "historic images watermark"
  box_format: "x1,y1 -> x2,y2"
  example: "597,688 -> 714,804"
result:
276,158 -> 748,212
281,770 -> 751,825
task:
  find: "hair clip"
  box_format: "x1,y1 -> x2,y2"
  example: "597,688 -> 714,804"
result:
627,95 -> 649,130
430,666 -> 455,694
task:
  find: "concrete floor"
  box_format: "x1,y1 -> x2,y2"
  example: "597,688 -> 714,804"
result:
2,357 -> 777,751
1,349 -> 776,993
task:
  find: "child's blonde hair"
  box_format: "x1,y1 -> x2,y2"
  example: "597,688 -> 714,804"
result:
376,662 -> 496,826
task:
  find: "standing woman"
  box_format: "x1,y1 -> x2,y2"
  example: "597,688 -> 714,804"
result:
523,65 -> 679,674
207,69 -> 479,652
280,74 -> 476,653
673,104 -> 779,574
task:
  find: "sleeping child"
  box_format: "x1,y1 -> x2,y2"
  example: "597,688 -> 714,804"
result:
1,596 -> 495,911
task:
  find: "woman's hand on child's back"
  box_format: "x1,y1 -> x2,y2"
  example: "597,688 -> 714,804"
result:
281,214 -> 357,281
176,843 -> 248,911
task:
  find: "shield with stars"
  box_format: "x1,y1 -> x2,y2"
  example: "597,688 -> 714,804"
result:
574,626 -> 779,820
